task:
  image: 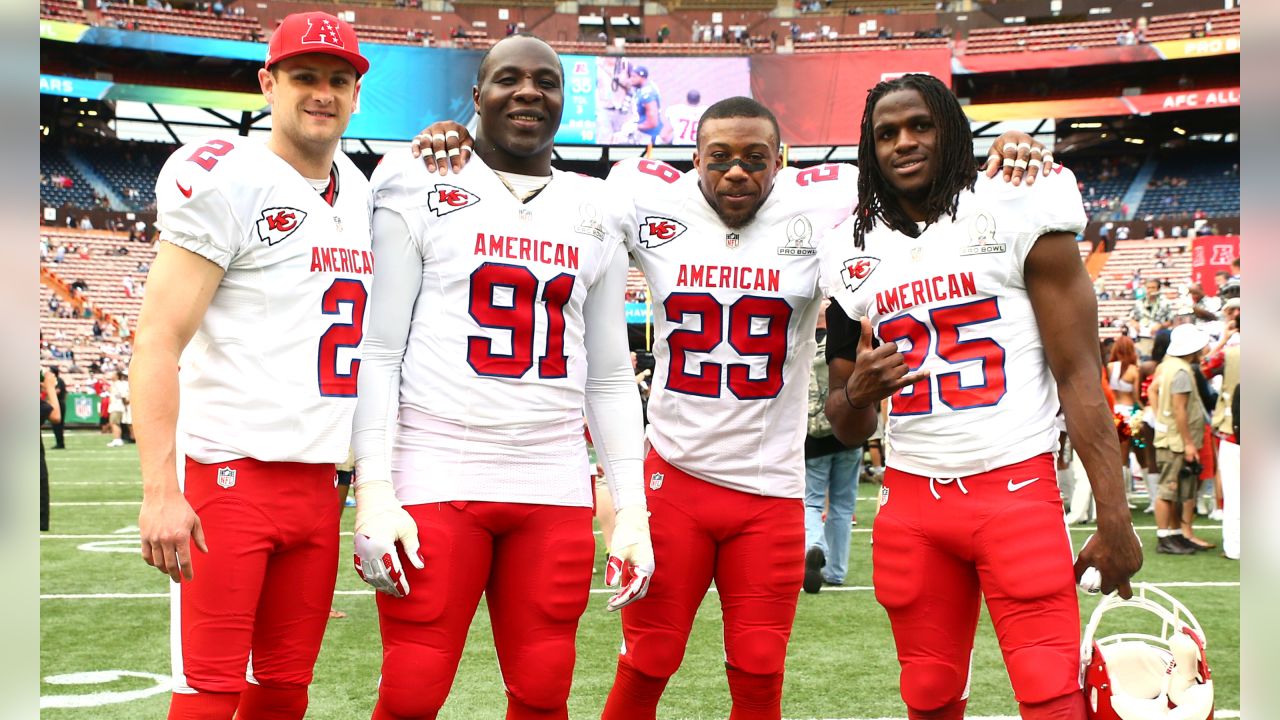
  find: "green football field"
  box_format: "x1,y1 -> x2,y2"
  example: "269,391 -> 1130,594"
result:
39,430 -> 1240,719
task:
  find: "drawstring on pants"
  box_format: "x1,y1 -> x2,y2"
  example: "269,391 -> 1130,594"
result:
928,477 -> 969,501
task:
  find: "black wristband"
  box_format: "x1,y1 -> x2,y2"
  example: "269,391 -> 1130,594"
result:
843,382 -> 870,410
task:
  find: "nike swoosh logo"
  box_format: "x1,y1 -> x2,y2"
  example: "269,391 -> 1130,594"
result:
1007,477 -> 1040,492
176,181 -> 192,198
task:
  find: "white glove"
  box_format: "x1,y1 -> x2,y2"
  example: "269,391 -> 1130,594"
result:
605,506 -> 655,611
352,480 -> 423,597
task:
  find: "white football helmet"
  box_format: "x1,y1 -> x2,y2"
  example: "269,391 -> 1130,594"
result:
1081,583 -> 1213,720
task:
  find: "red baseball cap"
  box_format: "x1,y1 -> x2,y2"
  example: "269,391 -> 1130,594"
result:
267,12 -> 370,75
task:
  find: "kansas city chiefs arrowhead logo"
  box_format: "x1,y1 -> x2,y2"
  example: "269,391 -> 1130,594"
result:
255,207 -> 307,246
638,216 -> 687,249
839,255 -> 880,293
427,184 -> 480,216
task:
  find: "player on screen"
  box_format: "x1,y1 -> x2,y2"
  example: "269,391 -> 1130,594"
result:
413,96 -> 1056,720
629,65 -> 664,144
350,34 -> 652,720
660,89 -> 705,146
132,12 -> 372,720
820,73 -> 1143,719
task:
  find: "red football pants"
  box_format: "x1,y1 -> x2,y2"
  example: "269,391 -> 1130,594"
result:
608,450 -> 803,713
372,502 -> 595,720
172,458 -> 338,700
873,454 -> 1085,719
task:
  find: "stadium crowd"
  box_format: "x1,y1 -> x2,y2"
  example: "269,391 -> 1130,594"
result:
37,4 -> 1240,717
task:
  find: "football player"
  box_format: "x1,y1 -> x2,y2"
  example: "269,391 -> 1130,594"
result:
414,100 -> 1052,720
350,34 -> 652,720
821,73 -> 1143,719
133,12 -> 373,720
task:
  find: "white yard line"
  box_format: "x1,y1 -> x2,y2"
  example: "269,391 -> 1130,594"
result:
50,501 -> 142,506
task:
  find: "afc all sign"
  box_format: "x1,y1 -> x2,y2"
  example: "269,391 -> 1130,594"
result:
1161,88 -> 1239,110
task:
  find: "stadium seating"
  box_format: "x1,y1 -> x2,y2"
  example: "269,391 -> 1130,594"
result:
41,228 -> 156,390
794,34 -> 948,53
40,0 -> 88,23
1137,154 -> 1240,220
961,7 -> 1238,55
41,147 -> 100,211
1069,155 -> 1144,221
76,144 -> 171,213
1082,238 -> 1194,339
100,5 -> 262,41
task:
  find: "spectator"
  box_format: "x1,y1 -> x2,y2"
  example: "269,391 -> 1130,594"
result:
78,216 -> 93,230
1129,278 -> 1173,356
1186,284 -> 1218,324
802,304 -> 860,594
41,368 -> 61,531
1201,326 -> 1239,559
106,368 -> 129,447
47,366 -> 68,449
1151,325 -> 1210,555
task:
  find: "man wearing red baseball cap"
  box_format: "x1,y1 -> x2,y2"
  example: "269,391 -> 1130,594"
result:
134,10 -> 373,720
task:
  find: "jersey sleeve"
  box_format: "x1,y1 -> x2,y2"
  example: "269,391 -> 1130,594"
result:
824,301 -> 861,363
604,157 -> 680,252
581,243 -> 646,511
370,148 -> 436,218
154,143 -> 245,269
816,217 -> 863,316
351,207 -> 423,487
1007,165 -> 1088,267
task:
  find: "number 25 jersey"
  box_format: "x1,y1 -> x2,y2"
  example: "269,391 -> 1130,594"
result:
154,137 -> 373,465
820,168 -> 1087,477
608,158 -> 857,498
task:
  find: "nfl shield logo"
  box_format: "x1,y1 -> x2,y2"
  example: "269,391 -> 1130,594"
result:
649,472 -> 664,491
879,485 -> 890,507
725,232 -> 740,249
217,467 -> 237,489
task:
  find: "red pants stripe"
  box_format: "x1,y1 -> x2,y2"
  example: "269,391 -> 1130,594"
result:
373,502 -> 594,720
173,458 -> 338,696
874,454 -> 1085,718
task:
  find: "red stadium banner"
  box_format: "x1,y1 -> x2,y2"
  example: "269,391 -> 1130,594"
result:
964,86 -> 1240,122
952,44 -> 1161,74
1191,235 -> 1239,297
749,49 -> 951,146
1124,87 -> 1239,115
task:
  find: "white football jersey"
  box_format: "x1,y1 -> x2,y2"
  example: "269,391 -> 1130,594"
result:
154,136 -> 373,464
664,103 -> 705,145
369,151 -> 629,506
608,158 -> 858,498
820,167 -> 1088,477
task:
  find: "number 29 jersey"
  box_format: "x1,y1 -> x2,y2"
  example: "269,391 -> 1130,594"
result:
154,137 -> 373,465
607,158 -> 857,498
820,168 -> 1087,477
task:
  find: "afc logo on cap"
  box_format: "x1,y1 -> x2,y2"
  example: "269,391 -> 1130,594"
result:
301,17 -> 347,48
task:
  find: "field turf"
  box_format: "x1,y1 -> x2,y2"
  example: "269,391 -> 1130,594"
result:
40,430 -> 1240,718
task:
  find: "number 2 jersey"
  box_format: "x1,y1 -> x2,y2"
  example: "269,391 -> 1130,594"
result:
154,136 -> 372,465
820,167 -> 1087,477
607,158 -> 857,499
356,151 -> 642,509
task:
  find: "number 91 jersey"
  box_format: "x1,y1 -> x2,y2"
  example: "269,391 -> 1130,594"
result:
607,158 -> 857,498
154,136 -> 373,465
370,151 -> 625,437
820,167 -> 1087,477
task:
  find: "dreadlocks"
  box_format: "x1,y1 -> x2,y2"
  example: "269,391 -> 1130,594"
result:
851,73 -> 977,250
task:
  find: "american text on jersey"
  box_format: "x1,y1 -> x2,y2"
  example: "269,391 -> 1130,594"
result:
875,272 -> 977,315
474,232 -> 580,270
